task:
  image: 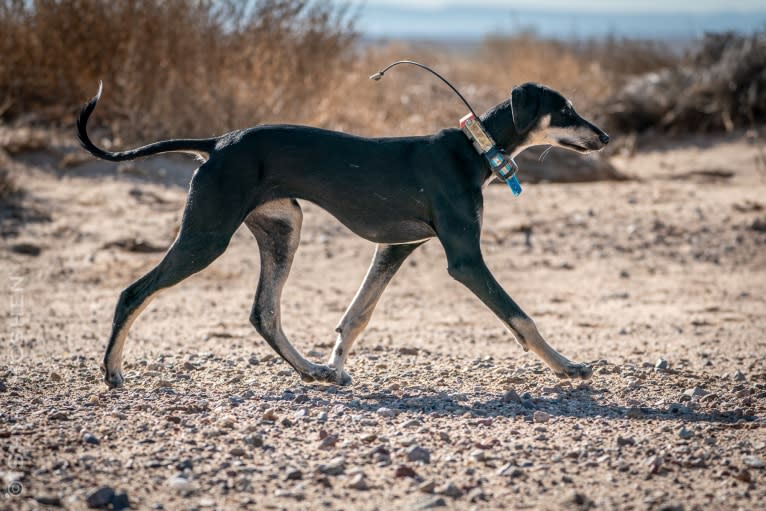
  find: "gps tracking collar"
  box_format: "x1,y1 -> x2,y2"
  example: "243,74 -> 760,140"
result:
370,60 -> 523,196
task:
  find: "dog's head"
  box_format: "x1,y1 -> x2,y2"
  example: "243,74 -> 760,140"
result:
510,82 -> 609,154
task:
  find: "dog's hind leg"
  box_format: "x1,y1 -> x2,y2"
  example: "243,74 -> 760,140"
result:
328,242 -> 422,385
245,199 -> 337,383
103,164 -> 244,388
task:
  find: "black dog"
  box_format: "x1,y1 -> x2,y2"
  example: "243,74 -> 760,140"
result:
77,82 -> 609,388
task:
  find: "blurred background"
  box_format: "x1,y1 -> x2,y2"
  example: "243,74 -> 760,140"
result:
0,0 -> 763,142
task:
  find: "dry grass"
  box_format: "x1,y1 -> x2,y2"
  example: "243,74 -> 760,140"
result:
0,0 -> 696,142
0,0 -> 356,140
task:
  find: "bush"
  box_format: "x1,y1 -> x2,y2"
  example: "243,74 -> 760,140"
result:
0,0 -> 356,140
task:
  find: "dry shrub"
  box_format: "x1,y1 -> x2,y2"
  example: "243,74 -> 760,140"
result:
604,31 -> 766,134
0,0 -> 356,140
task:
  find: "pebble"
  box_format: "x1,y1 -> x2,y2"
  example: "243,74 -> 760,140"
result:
406,445 -> 431,464
678,427 -> 694,440
377,407 -> 396,418
654,358 -> 669,370
229,447 -> 245,456
394,464 -> 418,478
533,411 -> 550,423
168,475 -> 194,492
85,487 -> 114,509
501,388 -> 521,403
34,495 -> 63,507
733,369 -> 746,381
683,387 -> 708,399
616,436 -> 635,446
418,480 -> 436,493
470,449 -> 486,462
436,482 -> 463,499
467,487 -> 487,502
318,433 -> 339,450
317,457 -> 345,476
743,455 -> 765,469
346,472 -> 369,490
262,409 -> 278,421
415,497 -> 447,509
285,468 -> 303,481
82,432 -> 100,445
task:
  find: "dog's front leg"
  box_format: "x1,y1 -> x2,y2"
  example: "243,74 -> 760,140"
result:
437,222 -> 592,380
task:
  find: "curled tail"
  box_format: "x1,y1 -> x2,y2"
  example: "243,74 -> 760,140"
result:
76,82 -> 217,162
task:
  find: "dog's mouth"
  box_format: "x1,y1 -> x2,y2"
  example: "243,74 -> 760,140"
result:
558,138 -> 603,154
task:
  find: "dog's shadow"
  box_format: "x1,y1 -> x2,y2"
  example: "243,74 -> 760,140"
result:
290,385 -> 752,424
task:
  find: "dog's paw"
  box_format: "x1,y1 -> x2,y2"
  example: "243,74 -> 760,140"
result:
102,365 -> 125,388
299,364 -> 352,386
336,369 -> 352,386
554,362 -> 593,380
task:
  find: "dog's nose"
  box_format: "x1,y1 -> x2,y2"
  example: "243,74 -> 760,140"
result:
599,132 -> 610,145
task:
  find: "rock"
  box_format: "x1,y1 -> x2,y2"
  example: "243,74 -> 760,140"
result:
318,433 -> 339,450
743,455 -> 765,469
470,449 -> 486,462
262,409 -> 278,421
436,482 -> 463,499
644,455 -> 663,474
398,347 -> 419,355
394,464 -> 418,478
678,427 -> 694,440
82,432 -> 100,445
415,496 -> 447,509
86,487 -> 115,509
626,407 -> 644,419
467,487 -> 488,502
418,480 -> 436,493
317,457 -> 345,476
501,388 -> 521,403
683,387 -> 708,399
667,403 -> 690,415
515,145 -> 626,183
733,369 -> 746,381
533,411 -> 550,423
244,434 -> 263,447
406,445 -> 431,464
377,407 -> 396,418
735,468 -> 752,483
10,243 -> 42,256
347,472 -> 369,490
561,491 -> 595,510
655,358 -> 669,371
285,468 -> 303,481
0,380 -> 6,392
34,495 -> 63,507
402,419 -> 422,428
229,447 -> 246,456
111,492 -> 130,511
616,436 -> 635,446
168,475 -> 195,492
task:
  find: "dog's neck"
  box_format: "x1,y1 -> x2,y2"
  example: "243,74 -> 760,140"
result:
475,100 -> 530,184
480,100 -> 527,156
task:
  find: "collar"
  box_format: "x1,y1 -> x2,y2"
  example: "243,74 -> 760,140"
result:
460,113 -> 522,196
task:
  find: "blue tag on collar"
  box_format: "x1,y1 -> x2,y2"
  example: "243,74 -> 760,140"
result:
460,113 -> 522,196
485,147 -> 522,196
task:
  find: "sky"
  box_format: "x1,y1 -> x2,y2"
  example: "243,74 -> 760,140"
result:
363,0 -> 766,12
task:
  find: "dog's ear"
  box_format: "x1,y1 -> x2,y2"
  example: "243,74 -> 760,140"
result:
511,83 -> 542,133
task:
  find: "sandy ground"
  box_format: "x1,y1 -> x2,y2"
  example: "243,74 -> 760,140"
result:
1,133 -> 766,510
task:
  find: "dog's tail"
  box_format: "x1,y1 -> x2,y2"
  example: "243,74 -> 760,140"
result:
77,82 -> 217,162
